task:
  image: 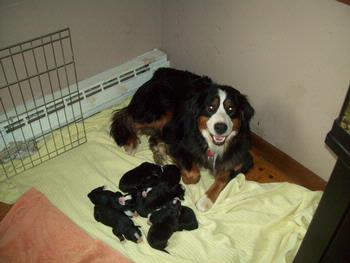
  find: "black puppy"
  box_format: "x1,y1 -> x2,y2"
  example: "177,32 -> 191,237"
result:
119,162 -> 162,193
148,205 -> 198,231
119,162 -> 181,193
88,186 -> 134,217
133,181 -> 185,217
147,198 -> 182,252
178,206 -> 198,231
161,164 -> 181,188
94,204 -> 143,243
118,162 -> 184,217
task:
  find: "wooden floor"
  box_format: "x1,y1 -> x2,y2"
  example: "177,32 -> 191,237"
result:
0,144 -> 327,222
250,133 -> 327,191
246,148 -> 322,187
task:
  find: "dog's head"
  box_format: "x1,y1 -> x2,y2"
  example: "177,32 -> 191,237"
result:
196,84 -> 254,154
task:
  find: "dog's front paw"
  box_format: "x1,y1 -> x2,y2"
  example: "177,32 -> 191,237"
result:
123,144 -> 137,155
181,169 -> 201,184
196,195 -> 213,212
122,138 -> 140,155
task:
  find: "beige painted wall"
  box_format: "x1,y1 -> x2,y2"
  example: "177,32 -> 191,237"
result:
0,0 -> 162,82
161,0 -> 350,180
1,0 -> 349,180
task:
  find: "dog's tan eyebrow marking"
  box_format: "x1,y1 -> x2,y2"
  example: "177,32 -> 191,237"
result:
207,97 -> 219,112
223,99 -> 234,110
211,97 -> 219,107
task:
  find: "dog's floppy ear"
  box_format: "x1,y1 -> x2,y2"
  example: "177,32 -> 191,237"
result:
183,84 -> 211,129
236,93 -> 254,122
186,77 -> 212,115
163,79 -> 211,142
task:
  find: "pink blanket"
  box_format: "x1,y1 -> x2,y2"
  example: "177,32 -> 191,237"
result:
0,188 -> 133,263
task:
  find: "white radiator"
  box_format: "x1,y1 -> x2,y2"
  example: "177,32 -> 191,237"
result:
0,49 -> 169,149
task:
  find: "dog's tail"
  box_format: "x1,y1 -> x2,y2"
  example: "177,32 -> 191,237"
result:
110,107 -> 135,147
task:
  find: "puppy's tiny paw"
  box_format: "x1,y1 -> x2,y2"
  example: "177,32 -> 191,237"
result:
147,213 -> 152,225
196,195 -> 213,212
118,196 -> 125,205
124,210 -> 134,217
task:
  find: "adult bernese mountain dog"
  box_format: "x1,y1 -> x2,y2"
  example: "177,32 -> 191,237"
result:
110,68 -> 254,212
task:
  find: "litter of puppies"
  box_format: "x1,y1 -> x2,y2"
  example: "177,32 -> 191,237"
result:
87,162 -> 198,252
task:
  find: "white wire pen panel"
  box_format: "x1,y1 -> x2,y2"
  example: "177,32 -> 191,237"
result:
0,28 -> 87,180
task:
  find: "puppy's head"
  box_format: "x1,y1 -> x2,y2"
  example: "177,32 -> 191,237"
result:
125,225 -> 143,243
88,186 -> 117,206
198,85 -> 254,153
169,197 -> 182,217
162,164 -> 181,186
119,162 -> 162,193
149,197 -> 182,224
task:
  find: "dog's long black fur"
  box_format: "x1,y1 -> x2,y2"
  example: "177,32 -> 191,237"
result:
111,68 -> 253,176
110,68 -> 207,146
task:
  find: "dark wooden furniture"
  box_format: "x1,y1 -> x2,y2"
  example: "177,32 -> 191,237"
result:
294,86 -> 350,263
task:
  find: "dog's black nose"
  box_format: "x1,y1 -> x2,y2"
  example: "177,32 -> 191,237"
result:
214,123 -> 228,134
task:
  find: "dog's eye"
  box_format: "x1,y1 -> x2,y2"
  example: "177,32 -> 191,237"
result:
207,105 -> 215,113
227,106 -> 235,114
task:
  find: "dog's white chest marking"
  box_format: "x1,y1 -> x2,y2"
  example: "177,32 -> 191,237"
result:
207,149 -> 218,170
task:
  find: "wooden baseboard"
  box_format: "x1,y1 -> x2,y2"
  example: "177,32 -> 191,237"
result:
251,132 -> 327,191
337,0 -> 350,6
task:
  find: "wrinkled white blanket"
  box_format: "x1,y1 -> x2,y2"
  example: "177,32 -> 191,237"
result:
0,102 -> 322,263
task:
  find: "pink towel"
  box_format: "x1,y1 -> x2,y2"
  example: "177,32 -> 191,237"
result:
0,188 -> 133,263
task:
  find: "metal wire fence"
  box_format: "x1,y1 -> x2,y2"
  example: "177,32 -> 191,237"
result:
0,28 -> 86,180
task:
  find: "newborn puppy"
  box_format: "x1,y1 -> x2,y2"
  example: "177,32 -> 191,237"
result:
119,162 -> 162,193
178,206 -> 198,231
168,183 -> 185,200
148,205 -> 198,231
161,164 -> 181,188
88,186 -> 134,216
134,182 -> 185,217
94,204 -> 142,243
88,186 -> 122,207
147,198 -> 182,252
131,188 -> 162,218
